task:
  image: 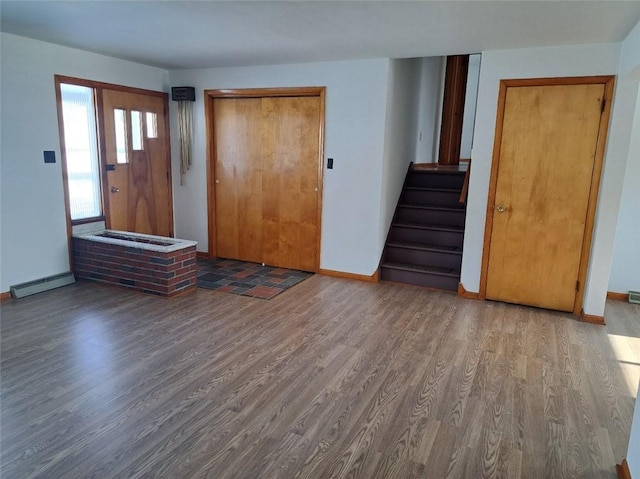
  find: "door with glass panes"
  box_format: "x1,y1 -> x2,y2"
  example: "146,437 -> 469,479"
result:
102,89 -> 172,236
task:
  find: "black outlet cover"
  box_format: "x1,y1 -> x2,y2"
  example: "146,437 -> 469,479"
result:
327,158 -> 334,169
44,151 -> 56,163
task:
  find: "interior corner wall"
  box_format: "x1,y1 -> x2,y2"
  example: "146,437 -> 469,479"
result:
627,382 -> 640,478
0,33 -> 169,293
620,19 -> 640,80
608,82 -> 640,294
460,54 -> 481,159
379,58 -> 422,255
460,42 -> 633,317
608,20 -> 640,296
414,57 -> 445,164
168,59 -> 390,277
582,79 -> 639,316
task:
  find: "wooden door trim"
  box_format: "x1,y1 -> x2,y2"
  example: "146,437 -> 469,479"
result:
478,75 -> 615,317
206,87 -> 325,99
54,76 -> 77,270
204,93 -> 217,258
438,55 -> 469,166
95,87 -> 111,229
205,87 -> 325,272
575,77 -> 614,315
54,75 -> 167,98
160,93 -> 175,237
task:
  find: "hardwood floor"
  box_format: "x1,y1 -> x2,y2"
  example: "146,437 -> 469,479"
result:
1,277 -> 638,478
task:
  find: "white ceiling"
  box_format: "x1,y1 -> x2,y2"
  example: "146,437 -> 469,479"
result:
2,1 -> 640,70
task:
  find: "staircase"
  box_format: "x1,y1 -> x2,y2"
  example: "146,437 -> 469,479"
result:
380,164 -> 467,291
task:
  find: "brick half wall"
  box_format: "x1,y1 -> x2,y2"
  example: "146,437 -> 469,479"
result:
72,238 -> 197,297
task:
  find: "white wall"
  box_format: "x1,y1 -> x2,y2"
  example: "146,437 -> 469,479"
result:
414,57 -> 445,163
620,19 -> 640,80
460,54 -> 481,159
460,42 -> 636,317
168,59 -> 390,276
379,58 -> 422,250
582,79 -> 639,315
609,22 -> 640,295
627,382 -> 640,477
0,33 -> 168,293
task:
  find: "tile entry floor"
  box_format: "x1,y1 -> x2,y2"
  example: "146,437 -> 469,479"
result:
196,257 -> 313,299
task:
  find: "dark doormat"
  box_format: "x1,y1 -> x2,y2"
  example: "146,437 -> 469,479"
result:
197,258 -> 313,300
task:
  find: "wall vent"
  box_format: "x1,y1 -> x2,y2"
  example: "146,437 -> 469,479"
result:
10,272 -> 75,299
629,291 -> 640,304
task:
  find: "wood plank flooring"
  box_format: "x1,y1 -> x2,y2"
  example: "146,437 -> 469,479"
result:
1,277 -> 638,478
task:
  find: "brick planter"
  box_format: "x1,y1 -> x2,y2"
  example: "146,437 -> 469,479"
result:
72,232 -> 197,297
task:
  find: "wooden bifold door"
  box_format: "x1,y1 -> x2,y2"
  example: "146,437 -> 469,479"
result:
481,77 -> 614,314
208,88 -> 324,273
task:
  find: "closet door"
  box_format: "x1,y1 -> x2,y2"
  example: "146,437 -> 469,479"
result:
485,82 -> 607,312
262,96 -> 321,272
212,93 -> 322,272
213,97 -> 263,263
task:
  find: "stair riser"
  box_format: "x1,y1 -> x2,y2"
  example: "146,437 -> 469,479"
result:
406,173 -> 465,189
389,227 -> 464,249
384,247 -> 462,271
403,189 -> 462,208
380,267 -> 459,291
396,208 -> 466,227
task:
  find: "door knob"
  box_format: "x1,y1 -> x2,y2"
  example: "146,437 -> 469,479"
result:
496,204 -> 507,213
215,179 -> 220,184
111,186 -> 120,193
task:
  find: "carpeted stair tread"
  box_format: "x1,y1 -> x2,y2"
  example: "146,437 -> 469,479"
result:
404,186 -> 462,193
380,261 -> 459,277
392,221 -> 464,232
386,241 -> 462,253
398,203 -> 466,211
410,169 -> 466,175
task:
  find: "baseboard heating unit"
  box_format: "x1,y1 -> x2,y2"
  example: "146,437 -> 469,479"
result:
10,272 -> 75,299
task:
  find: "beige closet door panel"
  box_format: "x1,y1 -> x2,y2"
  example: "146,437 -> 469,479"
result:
213,98 -> 263,263
261,96 -> 320,272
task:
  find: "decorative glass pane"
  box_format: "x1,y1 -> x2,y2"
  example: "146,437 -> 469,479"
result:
114,108 -> 128,164
131,110 -> 143,150
146,112 -> 158,138
60,84 -> 102,220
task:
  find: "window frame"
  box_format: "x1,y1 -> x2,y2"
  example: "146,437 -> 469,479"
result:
55,77 -> 110,232
57,81 -> 105,224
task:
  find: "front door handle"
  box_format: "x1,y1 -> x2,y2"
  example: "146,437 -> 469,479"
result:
111,187 -> 120,193
496,204 -> 507,213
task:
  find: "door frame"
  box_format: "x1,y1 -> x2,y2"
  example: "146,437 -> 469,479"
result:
438,55 -> 469,166
54,75 -> 174,265
204,87 -> 326,271
478,75 -> 615,317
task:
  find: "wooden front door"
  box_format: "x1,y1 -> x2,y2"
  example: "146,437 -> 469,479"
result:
211,91 -> 323,272
102,89 -> 173,236
484,79 -> 612,312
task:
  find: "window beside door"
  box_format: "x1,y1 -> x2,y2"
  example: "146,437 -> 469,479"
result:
59,83 -> 102,221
